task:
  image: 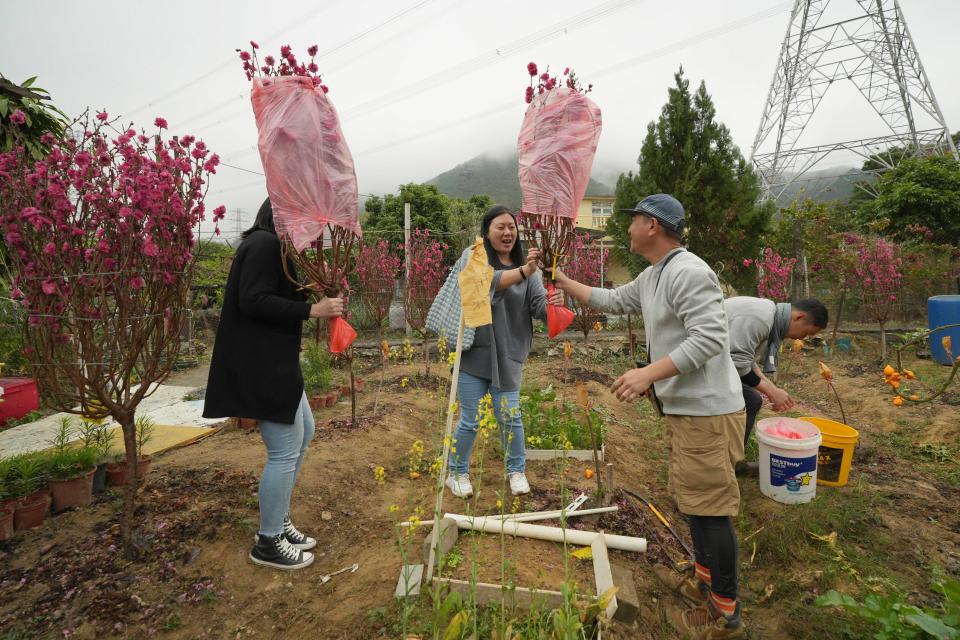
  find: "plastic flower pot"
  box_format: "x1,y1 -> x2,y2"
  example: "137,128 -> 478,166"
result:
50,468 -> 96,512
92,463 -> 108,495
105,457 -> 153,487
14,493 -> 51,531
0,507 -> 13,540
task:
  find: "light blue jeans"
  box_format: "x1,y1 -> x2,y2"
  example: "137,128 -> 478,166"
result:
257,391 -> 315,536
449,370 -> 526,475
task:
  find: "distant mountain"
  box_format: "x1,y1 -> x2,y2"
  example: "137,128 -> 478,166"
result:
773,166 -> 873,204
428,153 -> 613,208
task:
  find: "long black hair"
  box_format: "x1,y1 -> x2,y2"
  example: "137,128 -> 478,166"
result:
481,205 -> 524,268
241,197 -> 276,239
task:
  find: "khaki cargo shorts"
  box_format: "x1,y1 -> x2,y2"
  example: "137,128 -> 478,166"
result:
665,410 -> 746,517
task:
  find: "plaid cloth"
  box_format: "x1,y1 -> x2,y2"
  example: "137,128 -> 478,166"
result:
426,249 -> 476,349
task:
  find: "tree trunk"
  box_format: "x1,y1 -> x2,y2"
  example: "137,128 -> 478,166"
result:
119,411 -> 139,557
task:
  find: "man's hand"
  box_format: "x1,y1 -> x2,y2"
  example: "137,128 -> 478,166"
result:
310,296 -> 344,319
547,288 -> 564,306
610,368 -> 654,402
766,386 -> 795,412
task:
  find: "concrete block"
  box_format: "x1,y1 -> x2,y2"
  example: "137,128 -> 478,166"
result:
609,563 -> 640,625
395,564 -> 423,597
422,517 -> 459,564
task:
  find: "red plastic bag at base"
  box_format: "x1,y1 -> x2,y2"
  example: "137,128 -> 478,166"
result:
329,316 -> 357,353
546,284 -> 574,339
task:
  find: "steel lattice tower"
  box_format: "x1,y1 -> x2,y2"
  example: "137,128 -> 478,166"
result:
750,0 -> 958,203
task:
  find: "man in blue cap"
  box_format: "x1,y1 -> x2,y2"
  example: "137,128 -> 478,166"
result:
554,194 -> 747,639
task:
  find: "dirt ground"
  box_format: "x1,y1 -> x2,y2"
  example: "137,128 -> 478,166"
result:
1,330 -> 958,639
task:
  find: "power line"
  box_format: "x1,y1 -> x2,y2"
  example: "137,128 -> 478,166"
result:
121,0 -> 433,125
212,3 -> 792,192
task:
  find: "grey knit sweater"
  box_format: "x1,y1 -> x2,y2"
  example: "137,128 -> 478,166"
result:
588,248 -> 743,416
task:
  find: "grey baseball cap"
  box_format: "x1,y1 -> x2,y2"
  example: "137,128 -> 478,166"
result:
619,193 -> 685,232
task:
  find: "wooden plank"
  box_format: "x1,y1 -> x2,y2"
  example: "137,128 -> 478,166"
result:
422,517 -> 459,564
591,534 -> 618,622
434,577 -> 565,612
609,563 -> 640,625
525,443 -> 605,462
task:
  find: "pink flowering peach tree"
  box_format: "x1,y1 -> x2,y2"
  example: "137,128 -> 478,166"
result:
0,111 -> 223,553
355,238 -> 401,339
404,229 -> 448,374
744,248 -> 796,302
852,234 -> 902,359
564,233 -> 608,341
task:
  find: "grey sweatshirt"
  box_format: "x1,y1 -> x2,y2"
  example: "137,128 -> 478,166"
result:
723,296 -> 776,376
589,248 -> 743,416
460,267 -> 548,392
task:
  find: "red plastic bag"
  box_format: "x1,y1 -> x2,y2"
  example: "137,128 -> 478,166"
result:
518,87 -> 602,221
545,284 -> 574,339
251,76 -> 361,250
328,316 -> 357,354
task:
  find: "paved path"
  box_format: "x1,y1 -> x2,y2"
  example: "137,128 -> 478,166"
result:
0,383 -> 220,457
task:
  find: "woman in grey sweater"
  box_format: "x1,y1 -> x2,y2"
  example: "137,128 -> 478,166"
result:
446,205 -> 564,498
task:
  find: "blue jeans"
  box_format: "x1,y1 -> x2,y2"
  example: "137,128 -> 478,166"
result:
449,370 -> 526,475
257,391 -> 315,536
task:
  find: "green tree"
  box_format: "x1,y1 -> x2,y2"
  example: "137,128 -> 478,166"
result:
364,182 -> 453,236
0,75 -> 69,160
855,155 -> 960,245
447,193 -> 492,257
609,68 -> 772,290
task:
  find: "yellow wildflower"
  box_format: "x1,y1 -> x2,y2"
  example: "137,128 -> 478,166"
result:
400,377 -> 409,388
373,466 -> 386,486
447,352 -> 457,366
389,504 -> 399,513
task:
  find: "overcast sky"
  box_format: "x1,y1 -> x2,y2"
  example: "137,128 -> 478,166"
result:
3,0 -> 958,240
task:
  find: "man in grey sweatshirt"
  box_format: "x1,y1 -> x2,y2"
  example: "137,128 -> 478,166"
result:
554,194 -> 746,639
724,296 -> 828,476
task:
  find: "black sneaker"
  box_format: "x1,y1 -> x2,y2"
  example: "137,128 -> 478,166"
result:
735,461 -> 759,477
283,515 -> 317,551
249,533 -> 315,570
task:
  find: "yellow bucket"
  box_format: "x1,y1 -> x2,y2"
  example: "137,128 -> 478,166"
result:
798,417 -> 859,487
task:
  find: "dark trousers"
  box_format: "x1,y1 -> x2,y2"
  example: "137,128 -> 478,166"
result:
688,514 -> 739,600
742,384 -> 763,448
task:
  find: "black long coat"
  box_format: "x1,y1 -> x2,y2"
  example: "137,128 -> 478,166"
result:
202,229 -> 311,424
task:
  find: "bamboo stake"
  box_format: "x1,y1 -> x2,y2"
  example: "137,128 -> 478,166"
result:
425,313 -> 465,582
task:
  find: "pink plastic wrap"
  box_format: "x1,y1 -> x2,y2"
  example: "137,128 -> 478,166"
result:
251,76 -> 361,251
517,87 -> 602,221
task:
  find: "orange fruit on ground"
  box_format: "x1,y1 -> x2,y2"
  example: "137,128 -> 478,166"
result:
584,468 -> 594,479
883,364 -> 896,377
909,394 -> 919,401
892,396 -> 904,406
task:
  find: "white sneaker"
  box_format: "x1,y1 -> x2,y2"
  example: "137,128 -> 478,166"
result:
445,473 -> 473,498
508,472 -> 530,496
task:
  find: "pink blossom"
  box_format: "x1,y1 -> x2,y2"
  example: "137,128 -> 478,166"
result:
9,109 -> 26,126
130,276 -> 145,290
239,51 -> 251,61
525,86 -> 534,104
250,40 -> 259,49
527,62 -> 538,77
96,111 -> 109,121
144,237 -> 160,257
154,117 -> 168,129
742,259 -> 753,267
280,44 -> 291,57
307,44 -> 319,57
213,205 -> 227,221
320,85 -> 329,94
41,280 -> 58,295
308,62 -> 318,73
43,242 -> 56,255
203,154 -> 220,173
264,55 -> 275,66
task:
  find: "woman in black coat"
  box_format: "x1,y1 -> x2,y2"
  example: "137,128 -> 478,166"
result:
203,198 -> 342,570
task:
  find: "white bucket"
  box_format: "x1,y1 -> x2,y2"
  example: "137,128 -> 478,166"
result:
756,417 -> 822,504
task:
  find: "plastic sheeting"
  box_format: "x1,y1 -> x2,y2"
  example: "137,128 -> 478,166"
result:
251,76 -> 361,251
517,87 -> 602,221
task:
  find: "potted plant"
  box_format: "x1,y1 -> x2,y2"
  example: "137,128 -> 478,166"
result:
0,458 -> 17,513
10,452 -> 51,531
45,419 -> 99,512
106,416 -> 154,486
301,342 -> 332,411
0,503 -> 13,541
79,418 -> 114,494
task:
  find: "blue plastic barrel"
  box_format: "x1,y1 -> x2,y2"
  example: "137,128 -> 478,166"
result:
928,295 -> 960,365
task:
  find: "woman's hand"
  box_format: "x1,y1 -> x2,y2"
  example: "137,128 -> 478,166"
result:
523,247 -> 542,277
547,288 -> 564,306
310,296 -> 344,319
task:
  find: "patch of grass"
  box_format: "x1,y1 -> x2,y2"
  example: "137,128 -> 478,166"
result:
161,615 -> 183,632
872,425 -> 960,484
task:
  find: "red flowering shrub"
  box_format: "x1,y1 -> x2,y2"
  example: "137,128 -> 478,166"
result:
355,238 -> 401,337
0,110 -> 221,551
564,233 -> 608,340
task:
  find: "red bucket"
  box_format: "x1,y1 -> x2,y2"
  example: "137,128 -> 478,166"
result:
0,377 -> 40,425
